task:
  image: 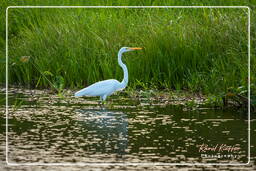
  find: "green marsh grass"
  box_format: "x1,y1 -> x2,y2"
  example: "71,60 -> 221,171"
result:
1,4 -> 254,100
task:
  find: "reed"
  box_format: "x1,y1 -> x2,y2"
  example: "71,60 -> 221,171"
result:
0,0 -> 254,98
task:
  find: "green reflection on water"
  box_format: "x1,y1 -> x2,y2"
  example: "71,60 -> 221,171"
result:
0,89 -> 250,163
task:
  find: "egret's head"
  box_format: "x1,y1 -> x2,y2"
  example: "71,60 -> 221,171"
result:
120,47 -> 143,53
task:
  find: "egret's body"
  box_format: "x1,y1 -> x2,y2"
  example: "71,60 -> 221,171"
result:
75,47 -> 142,101
75,79 -> 123,101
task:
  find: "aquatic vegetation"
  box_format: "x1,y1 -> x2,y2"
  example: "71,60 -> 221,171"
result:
0,0 -> 254,109
0,1 -> 254,168
0,88 -> 249,163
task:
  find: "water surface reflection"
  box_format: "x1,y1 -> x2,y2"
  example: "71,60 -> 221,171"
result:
75,109 -> 128,157
0,89 -> 249,164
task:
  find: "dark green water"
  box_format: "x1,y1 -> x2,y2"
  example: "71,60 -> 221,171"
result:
0,88 -> 251,164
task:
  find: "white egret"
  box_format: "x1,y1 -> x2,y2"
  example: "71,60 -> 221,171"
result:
74,47 -> 142,101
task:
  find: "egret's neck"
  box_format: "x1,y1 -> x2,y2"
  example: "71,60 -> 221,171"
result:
118,50 -> 128,88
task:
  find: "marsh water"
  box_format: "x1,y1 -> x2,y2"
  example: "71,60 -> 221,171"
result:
0,88 -> 251,165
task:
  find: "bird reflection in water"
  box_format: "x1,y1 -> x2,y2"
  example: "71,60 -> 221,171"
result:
75,108 -> 128,159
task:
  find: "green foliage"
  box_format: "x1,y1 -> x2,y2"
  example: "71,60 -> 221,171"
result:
13,98 -> 24,111
53,75 -> 65,96
205,95 -> 224,107
0,0 -> 254,101
184,100 -> 198,109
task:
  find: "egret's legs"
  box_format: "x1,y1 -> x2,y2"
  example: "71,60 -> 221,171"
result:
98,96 -> 103,105
99,96 -> 106,109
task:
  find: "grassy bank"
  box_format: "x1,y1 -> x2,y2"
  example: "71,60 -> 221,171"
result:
0,0 -> 255,107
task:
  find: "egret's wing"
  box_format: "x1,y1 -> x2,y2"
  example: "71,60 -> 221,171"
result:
75,79 -> 120,97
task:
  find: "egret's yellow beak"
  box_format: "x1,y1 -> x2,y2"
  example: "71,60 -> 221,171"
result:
128,47 -> 143,50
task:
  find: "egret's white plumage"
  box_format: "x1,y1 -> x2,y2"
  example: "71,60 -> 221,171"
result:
75,79 -> 121,101
75,47 -> 142,101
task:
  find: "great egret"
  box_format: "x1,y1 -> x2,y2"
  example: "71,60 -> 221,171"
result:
74,47 -> 142,101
